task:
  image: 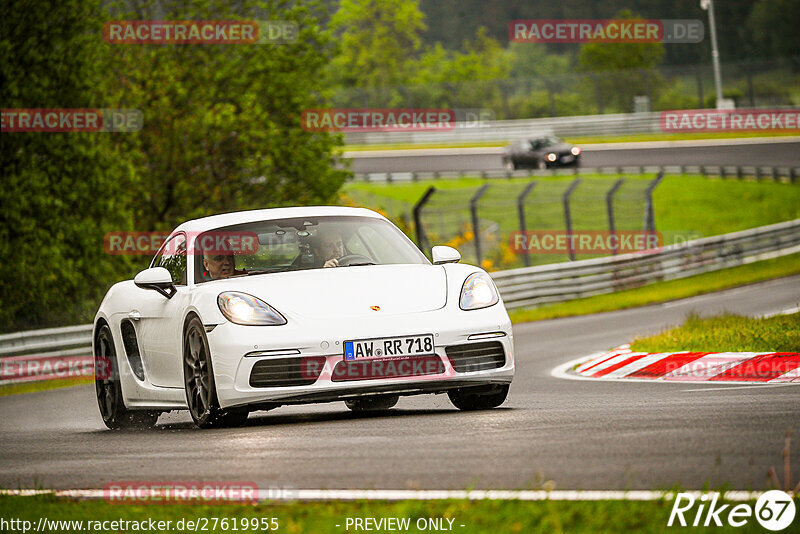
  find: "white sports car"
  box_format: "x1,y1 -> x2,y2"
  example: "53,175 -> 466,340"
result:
93,206 -> 514,429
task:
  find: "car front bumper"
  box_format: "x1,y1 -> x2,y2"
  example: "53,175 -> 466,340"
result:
206,305 -> 514,409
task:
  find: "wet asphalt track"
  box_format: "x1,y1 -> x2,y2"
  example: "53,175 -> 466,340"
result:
347,139 -> 800,173
1,275 -> 798,492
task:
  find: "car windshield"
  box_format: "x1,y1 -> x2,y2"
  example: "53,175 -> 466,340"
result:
531,136 -> 563,148
193,215 -> 429,283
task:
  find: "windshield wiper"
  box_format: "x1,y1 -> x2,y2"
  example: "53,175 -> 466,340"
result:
347,262 -> 376,266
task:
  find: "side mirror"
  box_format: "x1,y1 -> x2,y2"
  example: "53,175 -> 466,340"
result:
134,267 -> 176,299
432,245 -> 461,265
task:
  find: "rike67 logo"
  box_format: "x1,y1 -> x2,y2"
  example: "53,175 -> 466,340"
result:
668,491 -> 796,530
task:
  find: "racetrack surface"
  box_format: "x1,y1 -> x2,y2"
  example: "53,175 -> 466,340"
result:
1,276 -> 799,491
347,139 -> 800,173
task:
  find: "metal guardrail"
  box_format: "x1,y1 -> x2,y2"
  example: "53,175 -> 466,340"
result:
352,165 -> 800,184
344,108 -> 800,146
492,218 -> 800,310
1,219 -> 799,375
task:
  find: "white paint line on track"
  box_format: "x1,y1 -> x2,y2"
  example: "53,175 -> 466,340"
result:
762,305 -> 800,318
0,489 -> 766,502
680,383 -> 798,392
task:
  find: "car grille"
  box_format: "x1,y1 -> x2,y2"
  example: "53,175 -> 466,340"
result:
249,356 -> 326,388
445,341 -> 505,373
331,355 -> 445,382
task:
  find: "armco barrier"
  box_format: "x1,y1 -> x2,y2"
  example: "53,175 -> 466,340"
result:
1,219 -> 799,382
343,110 -> 800,146
492,218 -> 800,309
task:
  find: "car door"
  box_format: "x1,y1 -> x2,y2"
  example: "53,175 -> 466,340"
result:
134,233 -> 191,388
524,139 -> 541,166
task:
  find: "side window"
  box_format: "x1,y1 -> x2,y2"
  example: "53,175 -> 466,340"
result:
154,234 -> 187,285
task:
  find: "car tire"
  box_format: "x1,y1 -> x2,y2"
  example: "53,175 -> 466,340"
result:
183,316 -> 249,428
95,324 -> 160,430
447,384 -> 509,411
345,395 -> 399,412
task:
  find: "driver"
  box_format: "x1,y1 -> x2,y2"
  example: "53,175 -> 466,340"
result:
311,229 -> 345,268
202,252 -> 246,279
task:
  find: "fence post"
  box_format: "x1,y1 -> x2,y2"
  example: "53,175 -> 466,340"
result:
413,186 -> 436,253
606,179 -> 625,255
517,181 -> 537,267
563,178 -> 582,261
643,171 -> 664,233
470,184 -> 490,266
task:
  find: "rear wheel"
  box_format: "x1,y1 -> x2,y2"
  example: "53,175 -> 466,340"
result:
448,384 -> 509,411
94,324 -> 160,429
345,395 -> 399,412
183,316 -> 249,428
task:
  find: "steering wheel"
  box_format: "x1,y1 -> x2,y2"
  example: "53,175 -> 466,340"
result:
336,254 -> 375,266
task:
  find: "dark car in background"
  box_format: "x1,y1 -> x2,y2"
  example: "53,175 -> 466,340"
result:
502,135 -> 581,170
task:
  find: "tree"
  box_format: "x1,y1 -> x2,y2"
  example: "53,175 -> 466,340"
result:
747,0 -> 800,61
577,10 -> 665,112
0,0 -> 136,332
103,0 -> 350,231
328,0 -> 426,104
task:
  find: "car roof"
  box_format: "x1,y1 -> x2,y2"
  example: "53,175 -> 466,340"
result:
173,206 -> 386,233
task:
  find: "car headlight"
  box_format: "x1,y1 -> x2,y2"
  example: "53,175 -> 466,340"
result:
460,273 -> 499,310
217,292 -> 286,326
571,146 -> 581,156
546,152 -> 557,162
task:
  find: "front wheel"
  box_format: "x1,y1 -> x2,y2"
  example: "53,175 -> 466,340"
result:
183,316 -> 249,428
448,384 -> 509,411
95,324 -> 160,430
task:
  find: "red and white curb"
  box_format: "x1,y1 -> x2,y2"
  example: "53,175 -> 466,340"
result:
553,346 -> 800,385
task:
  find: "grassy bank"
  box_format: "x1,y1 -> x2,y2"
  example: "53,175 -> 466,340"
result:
508,252 -> 800,323
0,377 -> 93,398
630,312 -> 800,354
0,494 -> 782,533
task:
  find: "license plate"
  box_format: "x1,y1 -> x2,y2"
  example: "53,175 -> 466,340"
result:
344,334 -> 434,361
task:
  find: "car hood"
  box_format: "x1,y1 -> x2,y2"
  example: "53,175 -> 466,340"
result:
543,143 -> 574,154
203,264 -> 448,319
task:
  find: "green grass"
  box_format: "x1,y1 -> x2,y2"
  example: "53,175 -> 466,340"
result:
630,312 -> 800,353
0,377 -> 93,398
508,252 -> 800,323
345,174 -> 800,240
345,173 -> 800,270
0,494 -> 783,533
343,132 -> 800,151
